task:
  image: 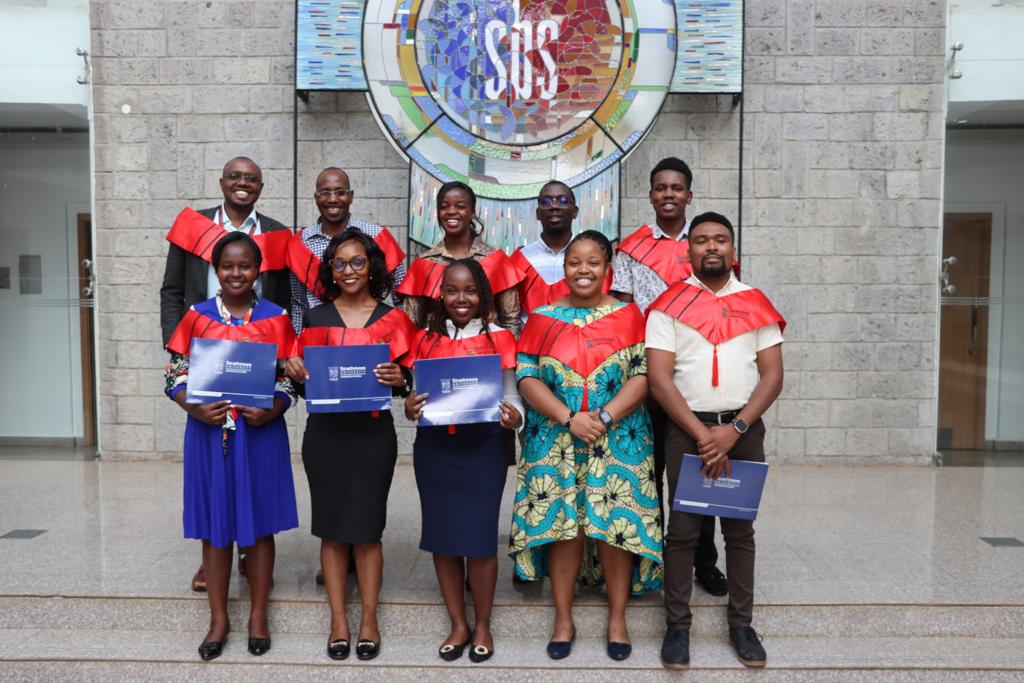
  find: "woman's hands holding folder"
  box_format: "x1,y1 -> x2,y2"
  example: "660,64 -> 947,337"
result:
404,391 -> 428,421
284,356 -> 309,384
174,394 -> 231,426
498,401 -> 522,430
374,362 -> 406,388
237,397 -> 286,427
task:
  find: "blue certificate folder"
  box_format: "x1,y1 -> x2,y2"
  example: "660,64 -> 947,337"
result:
672,454 -> 769,521
414,355 -> 503,426
303,344 -> 392,413
186,338 -> 277,408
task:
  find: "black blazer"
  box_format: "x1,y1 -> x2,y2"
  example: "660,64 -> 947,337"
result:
159,207 -> 292,346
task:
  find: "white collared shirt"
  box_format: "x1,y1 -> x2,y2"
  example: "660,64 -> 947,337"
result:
444,318 -> 525,421
645,273 -> 783,412
519,236 -> 570,285
206,204 -> 262,299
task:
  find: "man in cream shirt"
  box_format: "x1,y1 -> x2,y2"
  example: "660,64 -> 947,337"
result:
645,212 -> 785,670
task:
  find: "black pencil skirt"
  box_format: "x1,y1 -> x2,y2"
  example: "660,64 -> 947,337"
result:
301,411 -> 398,543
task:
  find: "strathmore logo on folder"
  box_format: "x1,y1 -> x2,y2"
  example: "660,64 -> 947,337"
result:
328,365 -> 367,381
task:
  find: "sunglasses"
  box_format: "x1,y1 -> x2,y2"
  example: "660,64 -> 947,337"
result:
316,188 -> 354,198
223,171 -> 261,183
330,256 -> 368,272
538,196 -> 574,207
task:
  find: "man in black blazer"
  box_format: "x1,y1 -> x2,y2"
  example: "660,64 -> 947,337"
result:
159,156 -> 292,346
159,156 -> 292,592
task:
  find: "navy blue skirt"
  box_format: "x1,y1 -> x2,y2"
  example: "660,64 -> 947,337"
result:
413,423 -> 507,558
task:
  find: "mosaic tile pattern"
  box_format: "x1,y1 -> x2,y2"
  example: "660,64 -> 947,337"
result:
296,0 -> 369,90
670,0 -> 744,93
408,161 -> 619,252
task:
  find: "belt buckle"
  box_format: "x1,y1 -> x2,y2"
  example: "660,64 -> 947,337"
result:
717,412 -> 727,425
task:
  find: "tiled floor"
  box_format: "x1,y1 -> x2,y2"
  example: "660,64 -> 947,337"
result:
1,455 -> 1023,607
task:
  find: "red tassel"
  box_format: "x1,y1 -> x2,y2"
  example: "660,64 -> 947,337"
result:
581,382 -> 589,412
712,346 -> 719,387
371,410 -> 380,418
448,424 -> 456,435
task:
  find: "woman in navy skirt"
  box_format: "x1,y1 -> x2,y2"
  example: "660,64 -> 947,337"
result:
165,232 -> 299,661
402,259 -> 523,663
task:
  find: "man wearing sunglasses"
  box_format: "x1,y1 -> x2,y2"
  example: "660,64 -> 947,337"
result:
510,180 -> 611,318
287,166 -> 407,334
159,156 -> 293,593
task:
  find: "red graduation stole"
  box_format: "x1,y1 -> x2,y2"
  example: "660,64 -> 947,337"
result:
166,207 -> 289,272
166,308 -> 296,359
400,327 -> 517,370
618,225 -> 741,298
648,281 -> 786,387
510,247 -> 613,314
396,250 -> 523,300
286,227 -> 406,300
297,307 -> 416,361
517,304 -> 645,411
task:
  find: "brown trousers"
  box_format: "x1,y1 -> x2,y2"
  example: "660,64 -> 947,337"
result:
663,418 -> 766,629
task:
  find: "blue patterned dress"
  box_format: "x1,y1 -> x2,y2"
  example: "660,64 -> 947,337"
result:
509,303 -> 663,594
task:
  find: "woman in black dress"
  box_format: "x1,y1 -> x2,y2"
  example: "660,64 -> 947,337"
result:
285,229 -> 414,662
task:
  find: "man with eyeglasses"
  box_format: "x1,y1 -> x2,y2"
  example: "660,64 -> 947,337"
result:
159,156 -> 293,593
287,167 -> 406,334
510,180 -> 611,317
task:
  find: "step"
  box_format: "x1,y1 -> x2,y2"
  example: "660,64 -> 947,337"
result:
2,595 -> 1023,639
0,629 -> 1022,680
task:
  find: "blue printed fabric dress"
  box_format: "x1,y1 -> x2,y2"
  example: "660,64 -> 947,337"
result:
165,296 -> 299,549
509,303 -> 663,594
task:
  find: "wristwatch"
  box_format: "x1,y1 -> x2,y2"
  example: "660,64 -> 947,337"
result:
598,408 -> 614,428
564,410 -> 576,429
732,418 -> 749,435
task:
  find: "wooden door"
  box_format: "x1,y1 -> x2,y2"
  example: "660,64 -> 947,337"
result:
937,213 -> 991,450
77,214 -> 96,447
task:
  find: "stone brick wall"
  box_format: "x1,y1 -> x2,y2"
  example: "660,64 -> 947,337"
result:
91,0 -> 946,462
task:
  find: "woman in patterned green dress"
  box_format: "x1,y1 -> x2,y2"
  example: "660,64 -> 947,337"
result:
510,231 -> 663,662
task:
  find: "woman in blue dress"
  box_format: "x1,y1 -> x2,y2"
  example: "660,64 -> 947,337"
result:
164,232 -> 299,661
510,231 -> 663,662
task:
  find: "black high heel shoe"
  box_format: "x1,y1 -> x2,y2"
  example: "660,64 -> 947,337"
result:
327,638 -> 351,660
546,625 -> 576,660
198,635 -> 227,661
356,638 -> 381,660
438,637 -> 471,662
248,636 -> 271,656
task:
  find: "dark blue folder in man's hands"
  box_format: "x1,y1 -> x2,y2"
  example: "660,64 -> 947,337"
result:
186,338 -> 277,408
414,355 -> 503,426
304,344 -> 392,413
672,454 -> 769,521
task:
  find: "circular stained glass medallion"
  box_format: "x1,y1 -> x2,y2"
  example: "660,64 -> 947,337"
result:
364,0 -> 677,199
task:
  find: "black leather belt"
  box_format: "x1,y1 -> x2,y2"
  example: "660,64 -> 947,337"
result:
693,409 -> 741,425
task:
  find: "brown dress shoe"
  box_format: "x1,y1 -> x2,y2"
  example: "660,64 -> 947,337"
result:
191,566 -> 207,593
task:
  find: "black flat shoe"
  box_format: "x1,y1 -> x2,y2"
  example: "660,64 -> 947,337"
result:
327,638 -> 350,660
607,640 -> 632,661
468,643 -> 494,663
438,637 -> 470,662
546,626 -> 576,660
248,636 -> 271,656
356,638 -> 380,660
198,637 -> 226,661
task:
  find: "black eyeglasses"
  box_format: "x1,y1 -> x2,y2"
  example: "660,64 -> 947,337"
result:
330,256 -> 368,272
316,189 -> 354,198
538,196 -> 574,207
223,171 -> 261,183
